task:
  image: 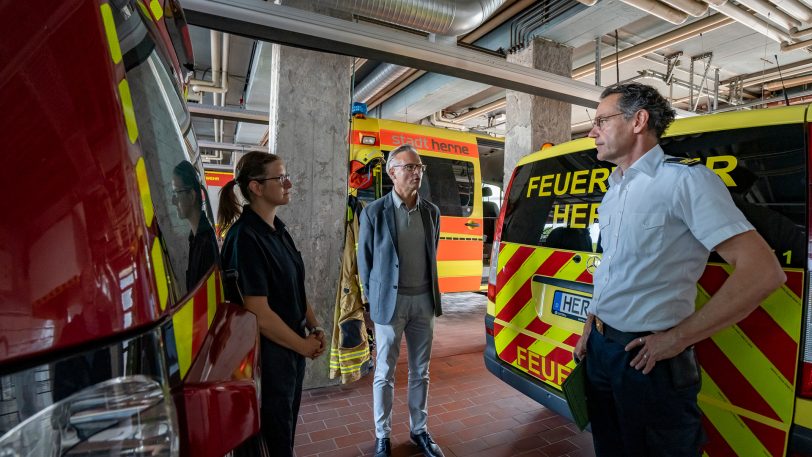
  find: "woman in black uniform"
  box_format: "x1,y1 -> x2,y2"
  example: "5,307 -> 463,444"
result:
218,151 -> 325,456
171,160 -> 218,291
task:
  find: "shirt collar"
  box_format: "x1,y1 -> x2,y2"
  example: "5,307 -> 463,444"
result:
391,191 -> 420,211
609,144 -> 664,185
242,205 -> 286,234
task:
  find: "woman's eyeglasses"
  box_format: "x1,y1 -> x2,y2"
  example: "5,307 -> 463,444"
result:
254,174 -> 291,184
171,187 -> 194,198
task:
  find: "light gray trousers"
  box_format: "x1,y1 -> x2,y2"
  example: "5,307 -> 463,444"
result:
373,292 -> 435,439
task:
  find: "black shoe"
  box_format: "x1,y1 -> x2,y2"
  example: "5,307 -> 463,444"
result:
410,431 -> 445,457
374,437 -> 391,457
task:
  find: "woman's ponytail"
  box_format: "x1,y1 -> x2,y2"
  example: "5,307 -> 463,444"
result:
216,151 -> 281,235
217,179 -> 242,235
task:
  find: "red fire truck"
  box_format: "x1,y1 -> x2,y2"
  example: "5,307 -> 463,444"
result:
0,1 -> 262,455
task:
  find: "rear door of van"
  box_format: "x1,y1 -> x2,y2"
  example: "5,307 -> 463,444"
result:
494,107 -> 808,456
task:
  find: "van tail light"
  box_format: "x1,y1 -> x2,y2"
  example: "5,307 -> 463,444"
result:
801,271 -> 812,397
488,171 -> 518,303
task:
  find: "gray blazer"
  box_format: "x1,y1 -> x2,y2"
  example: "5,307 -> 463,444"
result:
357,192 -> 442,325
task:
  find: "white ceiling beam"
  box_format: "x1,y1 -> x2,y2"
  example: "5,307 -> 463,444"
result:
183,0 -> 603,108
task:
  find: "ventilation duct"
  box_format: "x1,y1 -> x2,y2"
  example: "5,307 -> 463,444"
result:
347,0 -> 506,102
354,63 -> 412,103
318,0 -> 505,36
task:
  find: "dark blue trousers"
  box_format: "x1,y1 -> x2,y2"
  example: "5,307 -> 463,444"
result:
585,323 -> 705,457
261,337 -> 306,457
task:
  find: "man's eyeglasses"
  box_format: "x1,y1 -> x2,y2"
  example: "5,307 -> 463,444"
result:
391,163 -> 426,174
592,112 -> 625,129
253,174 -> 291,184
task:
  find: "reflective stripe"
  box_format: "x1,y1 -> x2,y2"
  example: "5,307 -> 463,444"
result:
437,276 -> 480,293
173,297 -> 194,378
207,272 -> 217,327
99,4 -> 122,64
692,264 -> 802,456
149,0 -> 164,20
135,158 -> 154,227
699,371 -> 773,457
150,238 -> 168,311
492,244 -> 583,389
117,79 -> 138,144
436,259 -> 481,277
795,398 -> 812,429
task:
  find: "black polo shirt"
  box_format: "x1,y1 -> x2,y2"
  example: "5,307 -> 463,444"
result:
221,206 -> 307,334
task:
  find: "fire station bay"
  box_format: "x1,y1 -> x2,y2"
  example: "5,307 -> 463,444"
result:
7,0 -> 812,456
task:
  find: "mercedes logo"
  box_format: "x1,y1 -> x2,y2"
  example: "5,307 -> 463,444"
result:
586,255 -> 601,274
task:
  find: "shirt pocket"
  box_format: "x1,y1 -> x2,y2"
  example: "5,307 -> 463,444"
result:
631,212 -> 666,255
598,215 -> 612,253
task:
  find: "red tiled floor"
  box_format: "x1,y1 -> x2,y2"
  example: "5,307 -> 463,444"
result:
294,293 -> 595,457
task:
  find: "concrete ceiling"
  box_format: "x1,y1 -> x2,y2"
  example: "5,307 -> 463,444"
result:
184,0 -> 812,156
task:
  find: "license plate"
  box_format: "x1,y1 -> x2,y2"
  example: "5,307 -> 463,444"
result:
551,290 -> 590,323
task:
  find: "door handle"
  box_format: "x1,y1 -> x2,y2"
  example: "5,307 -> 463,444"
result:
465,221 -> 480,228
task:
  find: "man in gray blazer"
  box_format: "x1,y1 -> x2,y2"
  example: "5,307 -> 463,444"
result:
358,144 -> 444,457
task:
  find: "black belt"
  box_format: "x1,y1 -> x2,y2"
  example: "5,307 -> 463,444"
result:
593,316 -> 651,346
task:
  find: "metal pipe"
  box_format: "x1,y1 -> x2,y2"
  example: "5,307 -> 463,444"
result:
619,0 -> 689,24
790,26 -> 812,38
446,98 -> 508,123
767,0 -> 812,22
210,31 -> 221,143
706,0 -> 792,43
713,68 -> 719,111
429,112 -> 469,130
595,37 -> 602,86
572,14 -> 734,79
188,104 -> 270,124
736,0 -> 800,29
781,38 -> 812,51
198,140 -> 267,152
659,0 -> 708,16
519,0 -> 579,46
219,33 -> 230,144
714,87 -> 812,111
763,73 -> 812,90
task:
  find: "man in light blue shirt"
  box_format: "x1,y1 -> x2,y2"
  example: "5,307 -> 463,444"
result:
573,83 -> 785,456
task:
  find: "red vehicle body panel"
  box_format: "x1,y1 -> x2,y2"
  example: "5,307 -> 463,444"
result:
0,0 -> 261,453
0,0 -> 158,364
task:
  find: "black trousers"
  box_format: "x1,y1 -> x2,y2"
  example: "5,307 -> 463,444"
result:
260,337 -> 306,457
585,323 -> 705,457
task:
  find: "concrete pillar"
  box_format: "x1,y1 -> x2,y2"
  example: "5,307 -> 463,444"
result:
504,38 -> 573,180
268,3 -> 352,389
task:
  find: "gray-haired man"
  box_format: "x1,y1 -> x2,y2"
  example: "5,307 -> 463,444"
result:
357,144 -> 444,457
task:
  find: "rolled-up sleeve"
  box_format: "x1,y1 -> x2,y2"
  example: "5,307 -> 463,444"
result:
676,166 -> 754,251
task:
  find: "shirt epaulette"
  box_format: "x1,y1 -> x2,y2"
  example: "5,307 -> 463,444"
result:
664,157 -> 701,166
